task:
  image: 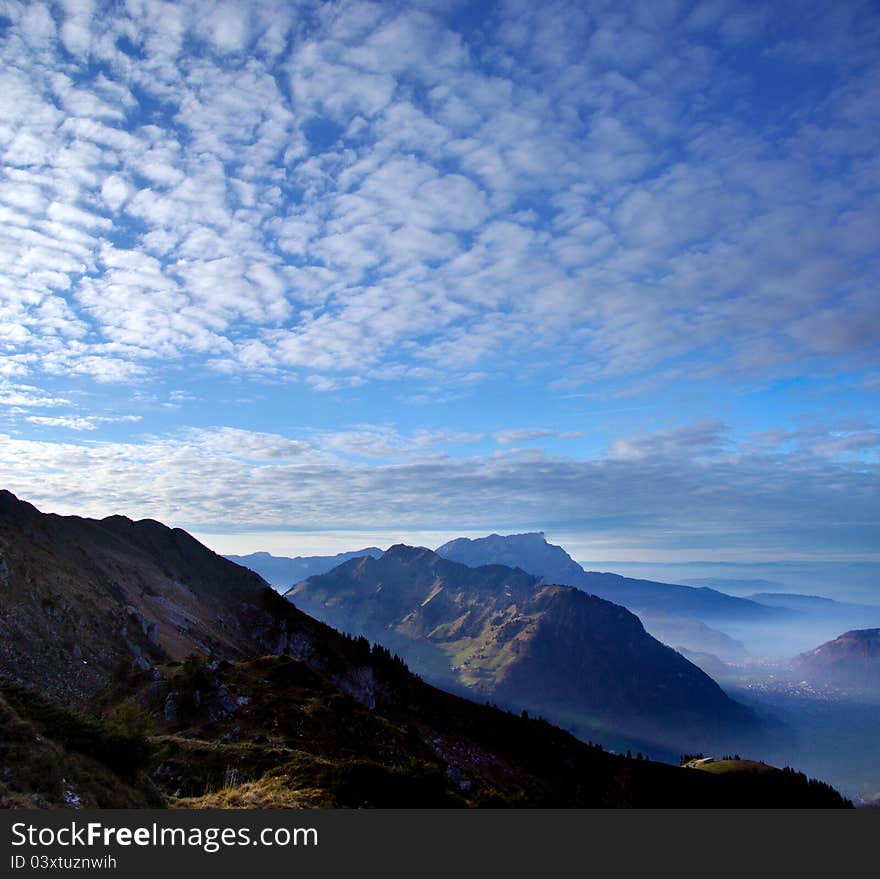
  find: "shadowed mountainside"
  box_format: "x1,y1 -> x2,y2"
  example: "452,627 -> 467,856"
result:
0,489 -> 280,704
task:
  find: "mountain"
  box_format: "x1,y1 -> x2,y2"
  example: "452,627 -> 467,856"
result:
0,489 -> 280,705
0,490 -> 849,808
574,572 -> 784,622
436,533 -> 782,623
639,616 -> 750,664
684,578 -> 788,592
225,548 -> 384,590
437,532 -> 588,586
285,545 -> 759,755
793,629 -> 880,692
749,592 -> 880,623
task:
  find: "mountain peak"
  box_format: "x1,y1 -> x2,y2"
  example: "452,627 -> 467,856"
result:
227,547 -> 385,590
437,531 -> 586,586
0,489 -> 38,518
437,531 -> 783,626
384,543 -> 434,560
487,531 -> 546,540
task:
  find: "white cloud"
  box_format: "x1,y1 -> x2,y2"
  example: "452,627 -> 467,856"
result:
609,422 -> 729,461
0,0 -> 875,412
59,0 -> 97,58
196,1 -> 252,54
25,413 -> 140,431
26,415 -> 100,431
0,383 -> 71,409
0,422 -> 876,560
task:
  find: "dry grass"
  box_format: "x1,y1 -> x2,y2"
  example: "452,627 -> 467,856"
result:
170,775 -> 331,809
696,759 -> 775,775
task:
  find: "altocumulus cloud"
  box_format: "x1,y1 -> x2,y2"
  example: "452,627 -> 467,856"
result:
0,0 -> 877,390
0,0 -> 878,565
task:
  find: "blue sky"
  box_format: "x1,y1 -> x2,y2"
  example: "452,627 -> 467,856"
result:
0,0 -> 878,591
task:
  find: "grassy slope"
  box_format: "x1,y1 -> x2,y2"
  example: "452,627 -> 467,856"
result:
0,680 -> 163,808
695,759 -> 775,774
124,652 -> 852,809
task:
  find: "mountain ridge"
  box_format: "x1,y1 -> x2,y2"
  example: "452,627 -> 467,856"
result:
225,547 -> 384,590
436,532 -> 783,622
286,543 -> 759,754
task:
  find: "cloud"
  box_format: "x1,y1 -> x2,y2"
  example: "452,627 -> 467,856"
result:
0,383 -> 71,409
0,422 -> 877,561
25,413 -> 141,431
302,423 -> 483,459
25,415 -> 101,431
608,422 -> 729,461
810,431 -> 880,458
0,0 -> 875,399
494,428 -> 583,444
0,0 -> 875,574
180,426 -> 318,461
750,423 -> 880,461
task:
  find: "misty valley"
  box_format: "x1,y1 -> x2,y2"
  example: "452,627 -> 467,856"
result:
233,532 -> 880,804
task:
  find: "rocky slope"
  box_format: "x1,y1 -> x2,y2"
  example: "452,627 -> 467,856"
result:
0,489 -> 283,704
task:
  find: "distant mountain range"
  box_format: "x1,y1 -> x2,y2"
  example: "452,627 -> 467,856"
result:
437,533 -> 783,623
683,578 -> 789,592
794,629 -> 880,693
639,617 -> 750,665
2,489 -> 844,808
230,532 -> 880,663
286,544 -> 759,755
749,592 -> 880,622
225,548 -> 383,590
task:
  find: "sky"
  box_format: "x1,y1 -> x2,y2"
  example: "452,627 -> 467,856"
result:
0,0 -> 878,595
